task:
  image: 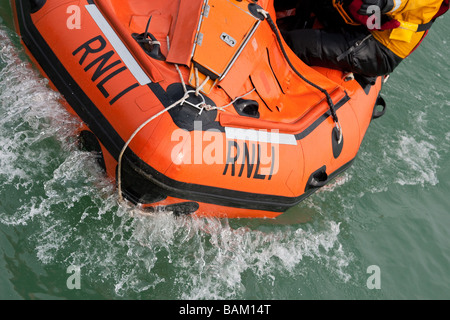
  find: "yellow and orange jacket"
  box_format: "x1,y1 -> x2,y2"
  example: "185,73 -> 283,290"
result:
375,0 -> 446,58
346,0 -> 448,58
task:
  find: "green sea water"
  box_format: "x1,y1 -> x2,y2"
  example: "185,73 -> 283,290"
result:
1,1 -> 449,300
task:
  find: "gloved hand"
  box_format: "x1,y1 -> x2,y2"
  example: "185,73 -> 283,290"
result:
357,0 -> 392,15
350,0 -> 400,30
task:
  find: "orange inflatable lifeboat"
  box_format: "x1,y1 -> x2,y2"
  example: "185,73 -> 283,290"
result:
11,0 -> 386,218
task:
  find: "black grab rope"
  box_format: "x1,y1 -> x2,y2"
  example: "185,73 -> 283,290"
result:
262,10 -> 341,130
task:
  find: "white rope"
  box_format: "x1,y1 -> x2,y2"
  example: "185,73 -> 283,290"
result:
195,73 -> 210,96
257,8 -> 269,19
116,86 -> 256,202
116,36 -> 258,202
168,35 -> 188,94
181,89 -> 207,112
335,119 -> 343,144
194,67 -> 200,94
215,88 -> 256,110
201,87 -> 256,112
117,92 -> 189,202
149,40 -> 161,46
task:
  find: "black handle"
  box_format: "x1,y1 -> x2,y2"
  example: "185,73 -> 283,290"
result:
309,176 -> 329,188
372,96 -> 387,120
305,166 -> 329,191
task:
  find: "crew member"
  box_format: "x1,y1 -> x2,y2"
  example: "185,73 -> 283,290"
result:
283,0 -> 448,83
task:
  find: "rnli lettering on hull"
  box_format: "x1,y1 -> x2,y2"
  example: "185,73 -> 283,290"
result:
72,35 -> 140,105
223,141 -> 277,180
71,4 -> 151,105
84,4 -> 151,85
222,127 -> 295,180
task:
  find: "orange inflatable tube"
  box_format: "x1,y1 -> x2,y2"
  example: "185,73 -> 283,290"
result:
11,0 -> 386,218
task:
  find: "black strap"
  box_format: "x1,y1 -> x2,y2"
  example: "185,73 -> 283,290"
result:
265,13 -> 340,123
417,20 -> 435,32
336,34 -> 373,62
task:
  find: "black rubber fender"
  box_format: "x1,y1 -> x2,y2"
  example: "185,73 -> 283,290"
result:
372,96 -> 387,120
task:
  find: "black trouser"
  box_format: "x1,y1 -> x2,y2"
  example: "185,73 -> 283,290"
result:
282,0 -> 403,78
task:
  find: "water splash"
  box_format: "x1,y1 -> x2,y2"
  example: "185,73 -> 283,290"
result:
123,215 -> 351,299
394,133 -> 440,186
